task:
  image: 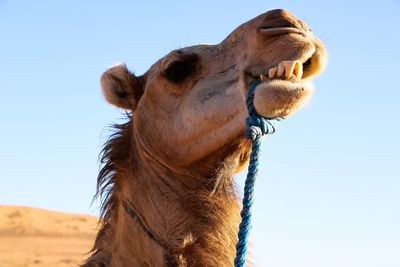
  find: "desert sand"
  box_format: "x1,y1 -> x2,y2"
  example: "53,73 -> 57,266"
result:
0,205 -> 98,267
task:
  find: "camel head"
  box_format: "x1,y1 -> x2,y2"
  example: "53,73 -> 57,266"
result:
100,9 -> 327,174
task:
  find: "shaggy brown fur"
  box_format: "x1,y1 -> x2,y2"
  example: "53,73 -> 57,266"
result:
83,115 -> 250,266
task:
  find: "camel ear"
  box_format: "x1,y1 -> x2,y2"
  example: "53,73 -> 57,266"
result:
100,64 -> 144,110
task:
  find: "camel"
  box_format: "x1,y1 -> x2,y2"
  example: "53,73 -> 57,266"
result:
83,9 -> 327,267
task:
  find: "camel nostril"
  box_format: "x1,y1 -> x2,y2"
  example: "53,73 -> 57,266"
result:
259,27 -> 304,36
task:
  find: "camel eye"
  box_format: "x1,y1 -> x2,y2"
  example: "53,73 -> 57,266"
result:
165,61 -> 195,83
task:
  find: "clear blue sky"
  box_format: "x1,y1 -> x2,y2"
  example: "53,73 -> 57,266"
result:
0,1 -> 399,266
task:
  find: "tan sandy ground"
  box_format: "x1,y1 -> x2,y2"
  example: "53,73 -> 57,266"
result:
0,205 -> 98,267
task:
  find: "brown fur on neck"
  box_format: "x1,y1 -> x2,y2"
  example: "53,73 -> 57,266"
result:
83,114 -> 251,266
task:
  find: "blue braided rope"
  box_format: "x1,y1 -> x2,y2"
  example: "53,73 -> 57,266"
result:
234,80 -> 283,267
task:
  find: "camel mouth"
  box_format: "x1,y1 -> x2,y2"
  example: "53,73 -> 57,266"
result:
247,57 -> 311,89
245,56 -> 320,118
257,56 -> 313,82
246,51 -> 322,91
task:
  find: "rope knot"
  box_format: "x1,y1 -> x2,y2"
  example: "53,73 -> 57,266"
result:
245,115 -> 282,140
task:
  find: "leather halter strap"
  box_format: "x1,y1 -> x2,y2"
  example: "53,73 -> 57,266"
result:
122,200 -> 178,267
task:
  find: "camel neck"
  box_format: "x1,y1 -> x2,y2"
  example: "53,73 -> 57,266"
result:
108,136 -> 242,266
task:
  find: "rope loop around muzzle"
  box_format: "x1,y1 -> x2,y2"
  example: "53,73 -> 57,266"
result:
234,80 -> 283,267
245,80 -> 283,140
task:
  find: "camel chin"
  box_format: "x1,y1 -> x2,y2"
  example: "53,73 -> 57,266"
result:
253,78 -> 313,118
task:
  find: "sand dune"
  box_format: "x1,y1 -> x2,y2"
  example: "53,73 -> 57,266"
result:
0,205 -> 98,267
